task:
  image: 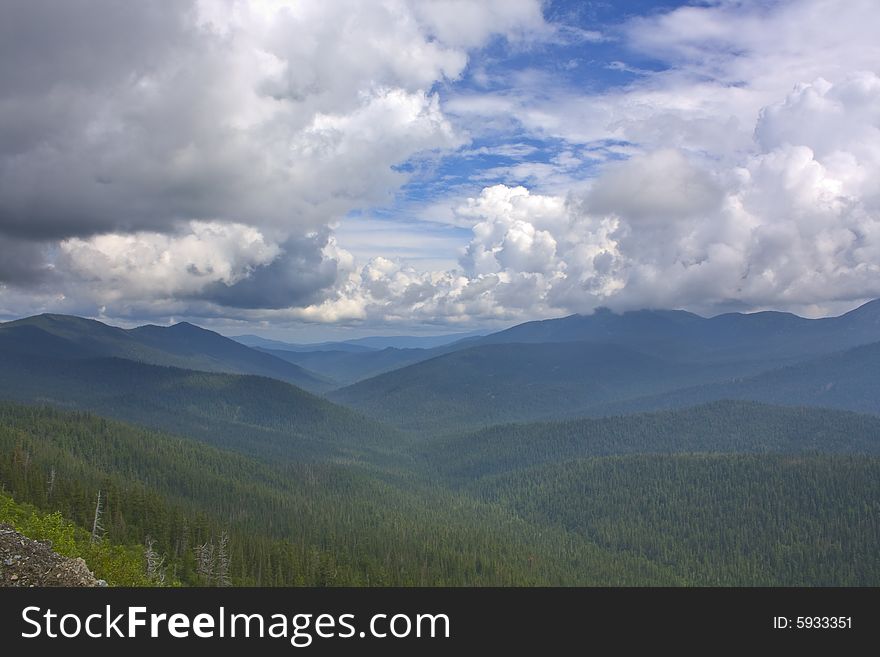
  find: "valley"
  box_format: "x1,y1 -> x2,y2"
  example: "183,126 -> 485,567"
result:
1,302 -> 878,586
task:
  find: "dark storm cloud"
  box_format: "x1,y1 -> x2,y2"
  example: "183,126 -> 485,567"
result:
0,0 -> 193,97
0,236 -> 53,284
0,0 -> 201,240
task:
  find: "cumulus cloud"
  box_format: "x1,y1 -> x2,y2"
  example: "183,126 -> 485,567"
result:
0,0 -> 542,317
319,70 -> 880,324
59,221 -> 281,300
444,75 -> 880,317
3,0 -> 880,328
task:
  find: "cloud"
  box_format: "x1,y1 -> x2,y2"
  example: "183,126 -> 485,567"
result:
322,70 -> 880,324
0,1 -> 470,242
0,0 -> 553,328
3,0 -> 880,328
585,149 -> 724,224
0,236 -> 53,285
410,0 -> 548,48
59,221 -> 282,300
459,75 -> 880,316
199,230 -> 349,310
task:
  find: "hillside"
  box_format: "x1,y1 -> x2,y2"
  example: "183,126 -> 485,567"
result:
0,350 -> 403,463
329,342 -> 776,432
0,402 -> 681,586
0,314 -> 329,393
471,453 -> 880,586
262,346 -> 434,386
594,340 -> 880,417
472,300 -> 880,361
416,401 -> 880,482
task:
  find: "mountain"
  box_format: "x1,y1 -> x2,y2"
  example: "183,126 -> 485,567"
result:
233,334 -> 375,353
0,349 -> 401,463
329,300 -> 880,430
416,400 -> 880,482
233,330 -> 486,353
594,339 -> 880,417
260,346 -> 432,386
0,314 -> 330,393
328,341 -> 776,433
469,300 -> 880,362
3,302 -> 879,588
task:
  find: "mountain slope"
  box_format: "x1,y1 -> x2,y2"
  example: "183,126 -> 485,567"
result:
0,402 -> 682,586
0,314 -> 329,392
261,346 -> 436,386
473,453 -> 880,586
416,400 -> 880,482
595,340 -> 880,417
328,341 -> 781,432
0,349 -> 401,463
469,299 -> 880,362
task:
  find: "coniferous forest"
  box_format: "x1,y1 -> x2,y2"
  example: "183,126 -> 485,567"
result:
1,308 -> 880,586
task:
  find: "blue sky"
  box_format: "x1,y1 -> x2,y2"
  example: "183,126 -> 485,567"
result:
2,0 -> 880,340
338,0 -> 693,307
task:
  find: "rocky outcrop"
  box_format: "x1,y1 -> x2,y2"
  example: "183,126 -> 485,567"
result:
0,524 -> 106,587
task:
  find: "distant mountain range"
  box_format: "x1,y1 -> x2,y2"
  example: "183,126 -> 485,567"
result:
330,299 -> 880,431
0,313 -> 331,392
233,329 -> 486,352
3,300 -> 880,434
233,330 -> 489,385
473,300 -> 880,359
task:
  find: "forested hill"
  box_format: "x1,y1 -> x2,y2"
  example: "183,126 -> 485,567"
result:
0,350 -> 404,464
328,342 -> 780,433
416,400 -> 880,482
591,340 -> 880,418
0,402 -> 682,586
3,401 -> 876,586
470,453 -> 880,586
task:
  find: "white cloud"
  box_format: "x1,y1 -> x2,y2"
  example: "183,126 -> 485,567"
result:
0,0 -> 543,314
59,222 -> 281,300
411,0 -> 548,48
319,69 -> 880,323
4,0 -> 880,328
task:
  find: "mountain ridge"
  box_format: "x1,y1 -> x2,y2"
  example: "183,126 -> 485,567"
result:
0,313 -> 330,393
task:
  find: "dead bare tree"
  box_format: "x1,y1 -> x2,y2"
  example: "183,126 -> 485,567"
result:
145,536 -> 167,585
194,540 -> 215,584
90,490 -> 104,544
215,530 -> 231,587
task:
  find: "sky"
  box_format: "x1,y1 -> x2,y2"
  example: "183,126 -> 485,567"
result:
2,0 -> 880,340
